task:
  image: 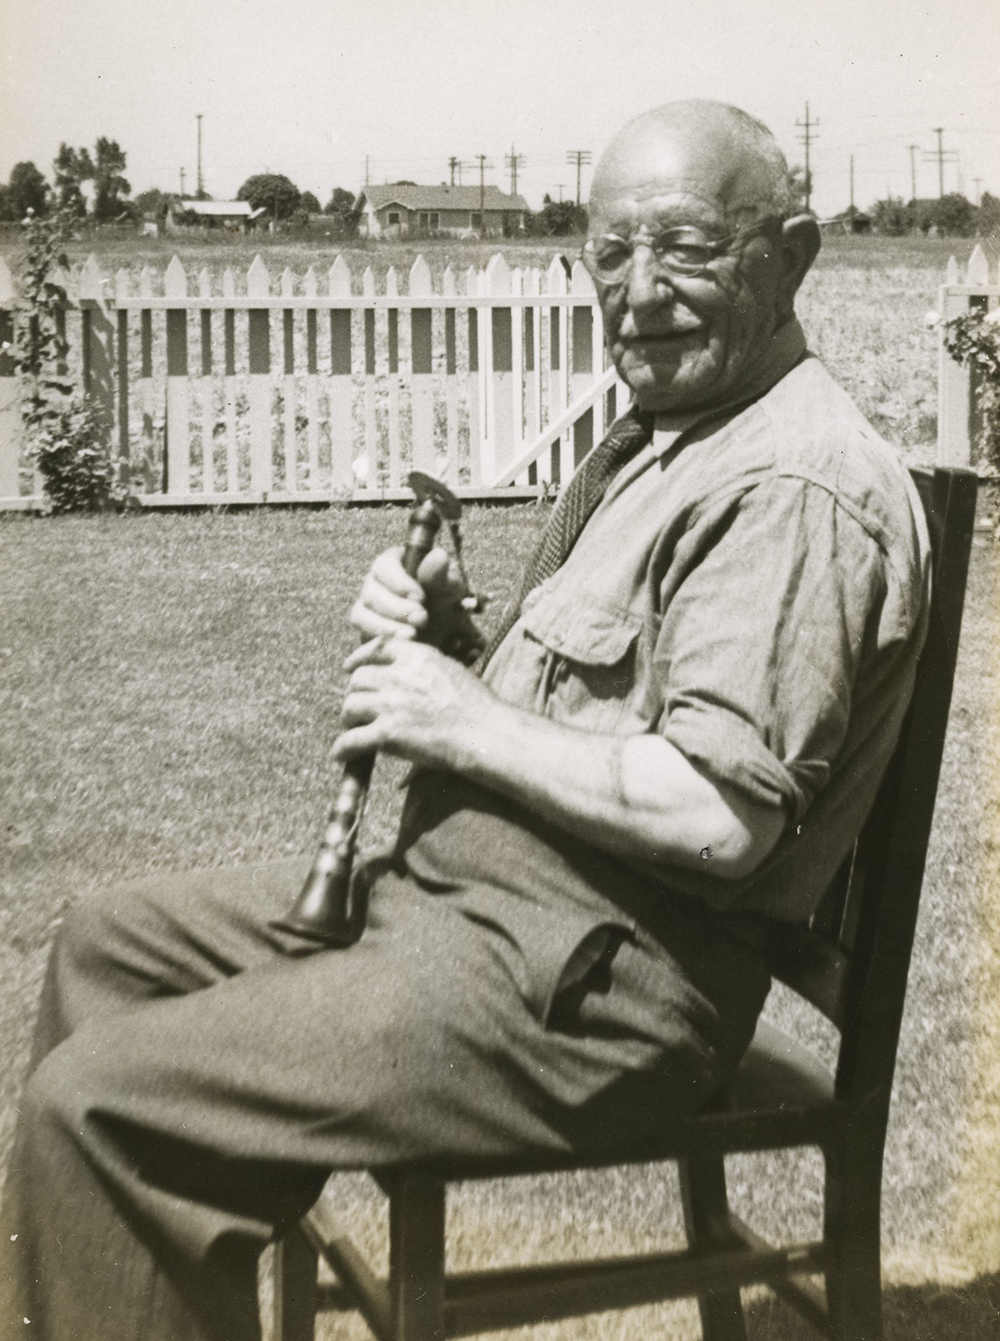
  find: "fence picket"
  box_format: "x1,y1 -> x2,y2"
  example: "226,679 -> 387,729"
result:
465,265 -> 482,484
570,259 -> 596,470
198,268 -> 214,492
303,266 -> 320,488
546,256 -> 571,484
220,267 -> 239,492
510,266 -> 525,483
114,268 -> 130,478
164,255 -> 190,493
523,267 -> 546,484
967,244 -> 989,286
246,255 -> 272,493
328,255 -> 353,492
409,254 -> 435,476
0,255 -> 18,498
80,255 -> 115,463
138,266 -> 156,490
363,266 -> 377,486
485,253 -> 513,481
280,267 -> 296,492
386,266 -> 401,486
442,265 -> 459,483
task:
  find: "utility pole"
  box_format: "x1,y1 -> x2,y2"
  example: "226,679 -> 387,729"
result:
924,128 -> 957,198
849,155 -> 855,213
795,102 -> 818,212
907,145 -> 919,201
474,154 -> 492,231
180,166 -> 186,196
566,149 -> 592,206
196,114 -> 204,197
973,176 -> 984,205
505,146 -> 526,197
448,156 -> 462,186
555,183 -> 566,203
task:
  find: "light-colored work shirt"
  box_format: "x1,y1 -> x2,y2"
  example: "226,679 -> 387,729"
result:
395,317 -> 931,1014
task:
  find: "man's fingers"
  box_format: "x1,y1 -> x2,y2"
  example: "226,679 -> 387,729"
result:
348,601 -> 421,642
343,635 -> 398,671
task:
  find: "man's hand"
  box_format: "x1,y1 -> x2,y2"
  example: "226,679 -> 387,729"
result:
350,546 -> 483,662
336,636 -> 500,770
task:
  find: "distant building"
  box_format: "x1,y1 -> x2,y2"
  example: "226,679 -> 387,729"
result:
165,200 -> 266,233
817,211 -> 872,235
354,184 -> 529,239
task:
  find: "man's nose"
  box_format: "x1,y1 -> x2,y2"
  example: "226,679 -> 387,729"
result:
624,245 -> 674,314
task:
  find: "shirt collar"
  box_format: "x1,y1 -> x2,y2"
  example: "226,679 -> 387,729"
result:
651,317 -> 808,460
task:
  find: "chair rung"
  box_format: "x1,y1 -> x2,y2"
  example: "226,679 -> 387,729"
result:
310,1234 -> 829,1339
726,1214 -> 833,1337
441,1240 -> 828,1337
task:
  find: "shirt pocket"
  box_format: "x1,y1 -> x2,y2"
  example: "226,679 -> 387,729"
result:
520,588 -> 642,734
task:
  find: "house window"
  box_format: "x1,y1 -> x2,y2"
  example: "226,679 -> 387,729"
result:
387,212 -> 400,226
430,212 -> 439,229
470,211 -> 482,229
418,212 -> 429,231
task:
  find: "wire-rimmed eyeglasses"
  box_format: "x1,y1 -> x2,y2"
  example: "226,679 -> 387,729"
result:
580,216 -> 784,286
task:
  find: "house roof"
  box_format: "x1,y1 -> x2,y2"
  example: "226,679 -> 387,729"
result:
175,200 -> 254,217
356,184 -> 529,214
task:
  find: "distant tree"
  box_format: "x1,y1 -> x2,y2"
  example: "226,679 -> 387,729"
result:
133,187 -> 174,221
915,193 -> 976,237
531,196 -> 587,236
236,173 -> 301,220
870,196 -> 914,236
92,137 -> 131,220
300,190 -> 321,215
324,186 -> 360,238
389,180 -> 417,187
53,143 -> 94,216
5,162 -> 50,219
325,186 -> 356,214
976,191 -> 1000,241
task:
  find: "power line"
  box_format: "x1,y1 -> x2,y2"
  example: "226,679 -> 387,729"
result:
795,102 -> 819,212
505,146 -> 526,197
566,149 -> 591,206
923,128 -> 958,198
473,154 -> 493,230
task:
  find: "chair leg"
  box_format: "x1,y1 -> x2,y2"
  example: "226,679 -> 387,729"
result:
678,1156 -> 748,1341
273,1223 -> 319,1341
388,1178 -> 446,1341
823,1147 -> 884,1341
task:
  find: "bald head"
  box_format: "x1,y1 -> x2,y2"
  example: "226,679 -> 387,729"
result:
591,101 -> 794,229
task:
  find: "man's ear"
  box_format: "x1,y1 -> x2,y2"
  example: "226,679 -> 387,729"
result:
778,214 -> 821,300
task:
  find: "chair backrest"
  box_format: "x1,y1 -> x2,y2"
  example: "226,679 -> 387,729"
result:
768,467 -> 978,1117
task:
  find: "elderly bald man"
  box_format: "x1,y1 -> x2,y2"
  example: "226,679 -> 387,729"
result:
1,102 -> 929,1341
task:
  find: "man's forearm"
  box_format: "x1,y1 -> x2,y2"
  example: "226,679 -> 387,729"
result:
445,694 -> 784,880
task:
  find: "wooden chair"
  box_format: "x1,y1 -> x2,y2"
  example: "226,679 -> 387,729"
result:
272,466 -> 979,1341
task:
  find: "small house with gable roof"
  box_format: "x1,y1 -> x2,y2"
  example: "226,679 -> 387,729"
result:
354,184 -> 529,239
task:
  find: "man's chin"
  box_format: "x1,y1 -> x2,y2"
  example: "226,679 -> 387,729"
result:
618,362 -> 712,414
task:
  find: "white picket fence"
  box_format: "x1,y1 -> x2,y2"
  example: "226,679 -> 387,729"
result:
0,251 -> 631,508
938,242 -> 1000,469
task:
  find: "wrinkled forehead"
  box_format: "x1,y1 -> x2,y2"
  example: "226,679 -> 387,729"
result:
590,120 -> 776,230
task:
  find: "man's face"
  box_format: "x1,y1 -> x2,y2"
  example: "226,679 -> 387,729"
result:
589,177 -> 787,413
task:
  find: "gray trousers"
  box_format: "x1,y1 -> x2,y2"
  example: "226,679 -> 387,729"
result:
0,857 -> 770,1341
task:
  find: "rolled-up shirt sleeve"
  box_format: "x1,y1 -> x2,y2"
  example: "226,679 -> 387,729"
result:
656,475 -> 887,823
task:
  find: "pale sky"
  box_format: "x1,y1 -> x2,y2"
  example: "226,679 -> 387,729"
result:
1,0 -> 998,218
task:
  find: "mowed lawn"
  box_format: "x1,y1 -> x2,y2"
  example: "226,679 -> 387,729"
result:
1,501 -> 998,1341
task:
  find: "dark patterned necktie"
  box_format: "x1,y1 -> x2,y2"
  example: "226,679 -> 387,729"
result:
478,404 -> 654,668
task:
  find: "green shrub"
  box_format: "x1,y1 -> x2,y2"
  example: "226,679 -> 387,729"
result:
14,206 -> 123,511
